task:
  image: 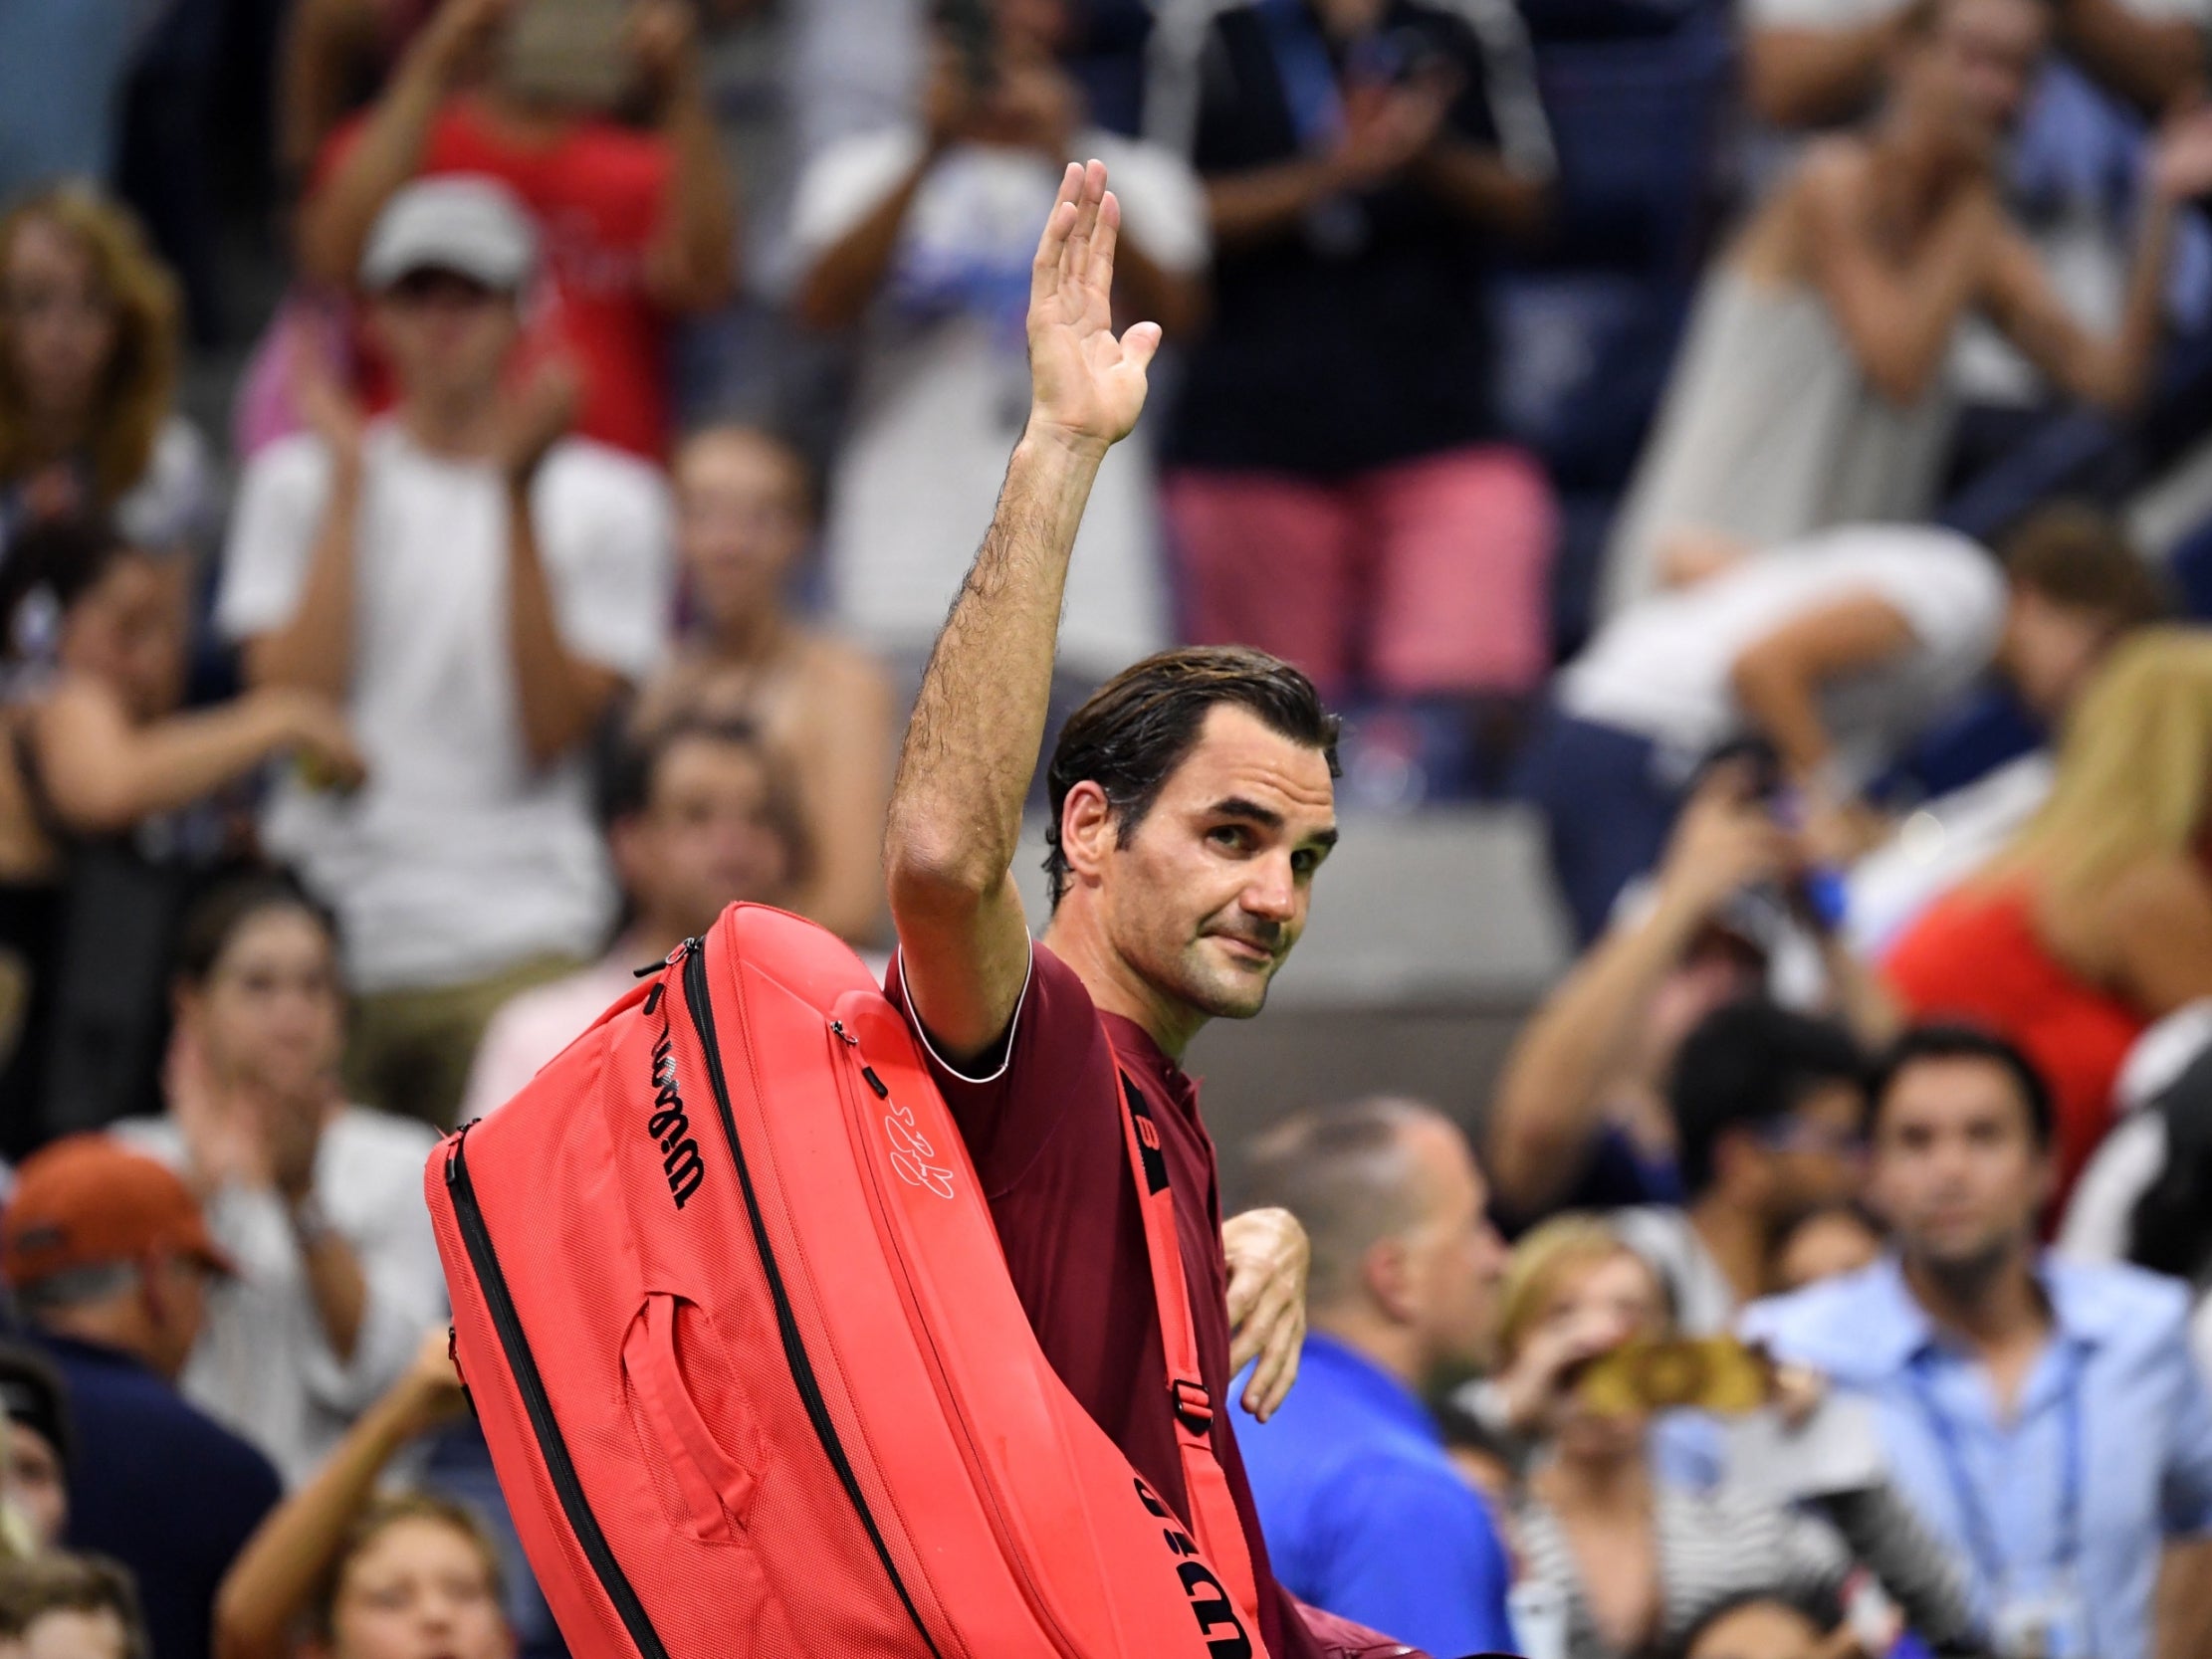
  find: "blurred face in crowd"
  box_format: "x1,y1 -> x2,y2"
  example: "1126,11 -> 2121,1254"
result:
368,268 -> 521,414
1893,0 -> 2052,165
1685,1599 -> 1834,1659
2002,588 -> 2125,720
1770,1205 -> 1883,1295
614,735 -> 795,941
1727,1081 -> 1869,1230
1308,0 -> 1392,40
992,0 -> 1069,58
1869,1055 -> 2049,1280
141,1250 -> 211,1382
674,430 -> 812,632
1521,1247 -> 1668,1460
57,550 -> 188,725
182,904 -> 345,1108
4,1421 -> 67,1551
1637,938 -> 1762,1086
0,215 -> 118,426
1375,1118 -> 1509,1379
16,1608 -> 129,1659
1063,705 -> 1336,1024
321,1518 -> 513,1659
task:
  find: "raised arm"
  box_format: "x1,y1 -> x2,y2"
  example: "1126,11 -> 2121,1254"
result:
1744,17 -> 1901,128
1726,593 -> 1918,783
884,160 -> 1161,1063
633,0 -> 740,313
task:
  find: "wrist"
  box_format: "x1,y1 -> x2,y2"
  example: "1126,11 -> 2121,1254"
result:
1016,422 -> 1111,470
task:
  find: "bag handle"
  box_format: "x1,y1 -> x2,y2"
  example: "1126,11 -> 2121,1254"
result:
1111,1056 -> 1269,1651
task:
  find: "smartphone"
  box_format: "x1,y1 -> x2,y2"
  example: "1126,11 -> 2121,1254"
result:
938,0 -> 997,95
1575,1337 -> 1772,1417
500,0 -> 635,112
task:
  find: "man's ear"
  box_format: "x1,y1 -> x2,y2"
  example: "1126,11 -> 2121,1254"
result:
1359,1237 -> 1416,1326
1059,781 -> 1117,894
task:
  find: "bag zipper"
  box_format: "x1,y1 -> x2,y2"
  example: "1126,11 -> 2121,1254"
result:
444,1131 -> 669,1659
680,943 -> 945,1658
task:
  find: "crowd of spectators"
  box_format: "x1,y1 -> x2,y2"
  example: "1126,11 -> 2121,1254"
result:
0,0 -> 2203,1656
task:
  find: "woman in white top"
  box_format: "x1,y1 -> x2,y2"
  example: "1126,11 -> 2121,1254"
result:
1602,0 -> 2212,615
112,876 -> 447,1487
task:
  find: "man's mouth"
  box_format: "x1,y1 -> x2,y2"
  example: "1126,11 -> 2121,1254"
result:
1210,933 -> 1276,967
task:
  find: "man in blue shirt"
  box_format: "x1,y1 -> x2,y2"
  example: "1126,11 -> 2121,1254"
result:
1234,1098 -> 1517,1658
1744,1025 -> 2212,1659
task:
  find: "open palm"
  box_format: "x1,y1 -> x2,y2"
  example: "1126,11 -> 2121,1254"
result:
1025,159 -> 1163,457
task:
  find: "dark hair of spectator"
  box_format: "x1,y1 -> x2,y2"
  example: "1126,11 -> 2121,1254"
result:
0,517 -> 134,660
0,186 -> 180,507
1679,1588 -> 1844,1659
172,872 -> 342,990
1870,1022 -> 2056,1148
1043,646 -> 1341,909
0,1344 -> 74,1473
599,713 -> 814,889
1998,502 -> 2170,629
677,420 -> 823,524
310,1493 -> 507,1642
1668,1001 -> 1868,1198
0,1553 -> 150,1659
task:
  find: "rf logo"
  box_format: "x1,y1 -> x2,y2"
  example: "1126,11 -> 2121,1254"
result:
1132,1479 -> 1252,1659
856,1058 -> 957,1199
647,1025 -> 704,1208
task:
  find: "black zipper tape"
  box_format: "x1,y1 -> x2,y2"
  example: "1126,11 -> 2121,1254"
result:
680,946 -> 945,1657
445,1134 -> 669,1659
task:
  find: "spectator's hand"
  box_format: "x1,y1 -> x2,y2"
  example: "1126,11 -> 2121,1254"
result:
1328,78 -> 1454,191
408,0 -> 516,92
391,1328 -> 471,1438
270,690 -> 369,793
1655,762 -> 1794,922
629,0 -> 704,105
168,1027 -> 266,1197
1494,1318 -> 1631,1434
1800,793 -> 1886,870
1025,161 -> 1160,458
1223,1207 -> 1309,1422
256,1095 -> 325,1211
290,330 -> 366,473
1769,1360 -> 1827,1428
491,358 -> 579,483
2149,105 -> 2212,202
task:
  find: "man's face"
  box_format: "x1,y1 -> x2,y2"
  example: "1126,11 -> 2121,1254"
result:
1395,1120 -> 1510,1377
367,269 -> 520,410
1901,0 -> 2053,160
5,1420 -> 67,1552
1869,1055 -> 2050,1274
146,1253 -> 210,1382
1084,706 -> 1337,1022
675,431 -> 813,631
2004,589 -> 2122,721
1756,1081 -> 1870,1225
615,737 -> 794,942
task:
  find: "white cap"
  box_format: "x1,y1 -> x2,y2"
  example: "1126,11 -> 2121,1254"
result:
360,176 -> 538,293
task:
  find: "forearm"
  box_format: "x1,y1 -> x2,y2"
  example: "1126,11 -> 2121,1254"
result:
646,72 -> 740,312
887,434 -> 1098,897
1729,662 -> 1837,780
1410,143 -> 1547,238
506,480 -> 621,766
1487,888 -> 1705,1212
213,1386 -> 415,1659
295,56 -> 444,285
295,1216 -> 367,1361
244,462 -> 360,699
1745,25 -> 1893,127
38,697 -> 299,833
1207,157 -> 1342,251
2153,1537 -> 2212,1659
793,159 -> 932,329
2101,191 -> 2178,408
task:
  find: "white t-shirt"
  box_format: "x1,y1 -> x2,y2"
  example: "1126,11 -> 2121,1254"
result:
789,126 -> 1208,676
1560,524 -> 2007,788
218,422 -> 673,992
112,1107 -> 447,1488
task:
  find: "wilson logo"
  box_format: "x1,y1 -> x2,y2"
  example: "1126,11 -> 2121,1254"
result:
648,1026 -> 704,1209
1133,1479 -> 1252,1658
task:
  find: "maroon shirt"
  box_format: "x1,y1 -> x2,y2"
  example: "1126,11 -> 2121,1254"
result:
888,942 -> 1323,1659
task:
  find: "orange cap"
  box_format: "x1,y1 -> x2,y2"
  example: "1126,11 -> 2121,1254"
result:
3,1136 -> 235,1290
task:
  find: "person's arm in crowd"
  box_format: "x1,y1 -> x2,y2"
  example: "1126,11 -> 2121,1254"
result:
213,1333 -> 466,1659
1407,139 -> 1548,238
1726,596 -> 1917,785
791,150 -> 936,330
296,0 -> 512,286
499,367 -> 629,768
1485,766 -> 1792,1216
1205,80 -> 1454,251
1979,110 -> 2212,413
28,683 -> 362,836
1798,147 -> 1998,405
2155,1538 -> 2212,1659
2095,855 -> 2212,1016
884,160 -> 1161,1062
2058,0 -> 2207,118
278,0 -> 377,188
1744,17 -> 1903,129
634,0 -> 739,313
1815,1484 -> 1984,1654
790,649 -> 896,943
241,356 -> 364,700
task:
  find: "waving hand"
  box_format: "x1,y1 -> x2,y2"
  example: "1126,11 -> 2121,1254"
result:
1026,159 -> 1163,459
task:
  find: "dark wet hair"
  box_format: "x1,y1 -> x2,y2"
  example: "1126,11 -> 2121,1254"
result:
1870,1022 -> 2056,1148
1669,1000 -> 1869,1199
1042,646 -> 1340,909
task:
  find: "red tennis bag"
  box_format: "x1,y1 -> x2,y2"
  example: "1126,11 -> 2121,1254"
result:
425,902 -> 1273,1658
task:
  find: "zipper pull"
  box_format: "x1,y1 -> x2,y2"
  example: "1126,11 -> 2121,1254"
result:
829,1019 -> 858,1046
443,1121 -> 476,1185
633,936 -> 701,979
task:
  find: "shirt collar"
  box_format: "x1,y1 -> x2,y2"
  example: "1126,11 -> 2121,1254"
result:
1098,1010 -> 1201,1118
1299,1332 -> 1441,1442
1865,1252 -> 2120,1373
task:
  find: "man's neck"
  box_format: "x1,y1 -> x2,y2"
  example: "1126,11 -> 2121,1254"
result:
1312,1309 -> 1422,1392
705,599 -> 790,668
1688,1195 -> 1769,1312
1902,1241 -> 2051,1352
1039,908 -> 1205,1062
399,391 -> 504,462
1538,1443 -> 1652,1516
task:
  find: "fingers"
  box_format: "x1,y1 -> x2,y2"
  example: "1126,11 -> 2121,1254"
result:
1087,188 -> 1121,296
1240,1307 -> 1306,1421
1030,163 -> 1084,305
1224,1260 -> 1263,1330
1121,319 -> 1163,375
1060,159 -> 1107,292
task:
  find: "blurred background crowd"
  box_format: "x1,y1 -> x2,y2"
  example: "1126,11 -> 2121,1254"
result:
0,0 -> 2205,1655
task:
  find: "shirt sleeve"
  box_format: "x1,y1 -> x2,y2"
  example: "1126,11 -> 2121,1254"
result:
788,127 -> 929,264
1311,1461 -> 1519,1658
885,940 -> 1114,1197
1096,138 -> 1212,275
2160,1320 -> 2212,1535
537,448 -> 674,681
215,437 -> 333,642
1846,532 -> 2009,664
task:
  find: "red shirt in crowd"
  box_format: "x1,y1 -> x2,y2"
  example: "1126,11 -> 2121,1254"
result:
887,941 -> 1325,1659
317,98 -> 676,459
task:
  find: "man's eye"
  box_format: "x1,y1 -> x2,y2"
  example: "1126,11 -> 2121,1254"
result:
1209,826 -> 1249,851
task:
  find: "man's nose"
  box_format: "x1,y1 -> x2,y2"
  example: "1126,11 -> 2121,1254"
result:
1242,854 -> 1297,921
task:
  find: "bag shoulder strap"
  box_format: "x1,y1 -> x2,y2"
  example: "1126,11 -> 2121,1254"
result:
1109,1050 -> 1270,1654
